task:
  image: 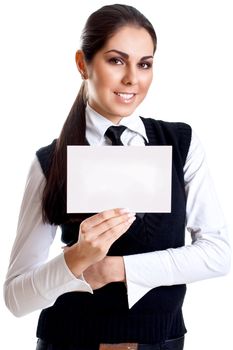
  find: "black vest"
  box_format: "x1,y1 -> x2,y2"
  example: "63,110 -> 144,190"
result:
36,117 -> 191,346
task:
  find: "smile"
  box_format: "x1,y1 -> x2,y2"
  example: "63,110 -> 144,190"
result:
114,92 -> 136,101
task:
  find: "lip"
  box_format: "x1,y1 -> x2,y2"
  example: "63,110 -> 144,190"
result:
114,92 -> 137,95
113,91 -> 136,104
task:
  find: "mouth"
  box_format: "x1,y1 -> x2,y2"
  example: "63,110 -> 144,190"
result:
114,92 -> 136,102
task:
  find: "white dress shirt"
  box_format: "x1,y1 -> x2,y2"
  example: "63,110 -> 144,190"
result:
4,103 -> 231,316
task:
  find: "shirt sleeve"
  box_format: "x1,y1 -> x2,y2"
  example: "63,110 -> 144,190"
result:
123,131 -> 231,308
3,157 -> 93,317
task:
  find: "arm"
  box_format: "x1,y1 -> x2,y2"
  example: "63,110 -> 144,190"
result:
3,158 -> 93,317
86,132 -> 231,307
4,157 -> 135,316
123,131 -> 231,307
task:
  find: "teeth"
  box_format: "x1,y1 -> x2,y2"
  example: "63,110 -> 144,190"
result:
116,92 -> 135,100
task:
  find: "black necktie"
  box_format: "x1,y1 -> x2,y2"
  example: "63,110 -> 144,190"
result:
104,125 -> 127,145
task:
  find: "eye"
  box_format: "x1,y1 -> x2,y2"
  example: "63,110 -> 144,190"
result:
108,57 -> 124,65
138,62 -> 152,70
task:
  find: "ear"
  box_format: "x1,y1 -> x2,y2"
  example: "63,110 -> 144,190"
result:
75,50 -> 88,80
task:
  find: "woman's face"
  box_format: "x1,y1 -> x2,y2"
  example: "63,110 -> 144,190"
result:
79,26 -> 154,124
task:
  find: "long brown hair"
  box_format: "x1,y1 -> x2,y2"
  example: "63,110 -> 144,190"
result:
42,4 -> 157,224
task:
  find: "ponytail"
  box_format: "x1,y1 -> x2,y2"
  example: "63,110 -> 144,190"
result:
42,82 -> 87,224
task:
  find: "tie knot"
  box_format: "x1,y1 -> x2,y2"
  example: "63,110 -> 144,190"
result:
104,125 -> 127,145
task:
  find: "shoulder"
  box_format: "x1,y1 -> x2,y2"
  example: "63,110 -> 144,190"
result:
141,116 -> 192,136
141,117 -> 192,163
36,139 -> 57,178
186,129 -> 206,167
36,139 -> 57,158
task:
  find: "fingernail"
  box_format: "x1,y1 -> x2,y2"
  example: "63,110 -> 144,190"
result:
127,212 -> 136,218
128,216 -> 136,223
119,208 -> 130,214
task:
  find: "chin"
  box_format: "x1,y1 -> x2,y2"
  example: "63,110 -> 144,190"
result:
115,105 -> 137,116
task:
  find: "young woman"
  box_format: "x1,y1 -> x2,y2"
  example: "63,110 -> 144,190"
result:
4,4 -> 231,350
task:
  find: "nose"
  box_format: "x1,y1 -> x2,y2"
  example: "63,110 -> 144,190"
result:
122,66 -> 138,86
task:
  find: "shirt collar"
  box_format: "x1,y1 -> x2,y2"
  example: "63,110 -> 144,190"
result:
85,103 -> 148,145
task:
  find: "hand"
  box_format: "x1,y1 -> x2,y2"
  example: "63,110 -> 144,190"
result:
64,208 -> 136,277
83,256 -> 125,290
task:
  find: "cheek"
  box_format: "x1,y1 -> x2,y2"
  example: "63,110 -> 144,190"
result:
92,61 -> 116,83
92,70 -> 113,91
141,74 -> 153,92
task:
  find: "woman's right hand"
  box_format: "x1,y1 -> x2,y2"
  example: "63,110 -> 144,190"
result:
64,208 -> 136,277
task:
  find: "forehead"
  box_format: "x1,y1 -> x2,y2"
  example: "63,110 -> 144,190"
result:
100,25 -> 154,57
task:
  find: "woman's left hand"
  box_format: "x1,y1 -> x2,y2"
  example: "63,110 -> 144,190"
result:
83,256 -> 125,289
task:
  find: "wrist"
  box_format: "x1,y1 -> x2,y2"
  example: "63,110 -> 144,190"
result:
104,256 -> 125,283
64,244 -> 91,278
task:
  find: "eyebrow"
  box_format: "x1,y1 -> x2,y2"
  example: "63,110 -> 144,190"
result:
104,49 -> 153,61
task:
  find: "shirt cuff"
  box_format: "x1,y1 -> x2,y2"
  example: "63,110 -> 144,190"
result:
123,255 -> 153,308
36,253 -> 93,300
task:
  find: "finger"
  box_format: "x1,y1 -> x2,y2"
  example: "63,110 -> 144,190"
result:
81,208 -> 130,232
98,215 -> 136,246
87,212 -> 135,240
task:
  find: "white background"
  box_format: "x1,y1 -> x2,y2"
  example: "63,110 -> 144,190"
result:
0,0 -> 232,349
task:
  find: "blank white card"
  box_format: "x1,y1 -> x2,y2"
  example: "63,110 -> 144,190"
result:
67,146 -> 172,213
